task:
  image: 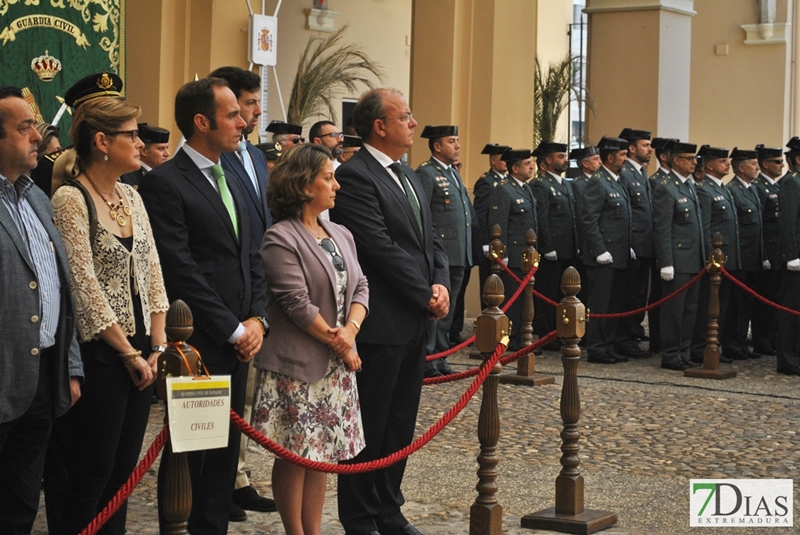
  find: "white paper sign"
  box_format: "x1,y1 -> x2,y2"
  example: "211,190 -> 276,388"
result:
166,376 -> 231,453
249,14 -> 278,66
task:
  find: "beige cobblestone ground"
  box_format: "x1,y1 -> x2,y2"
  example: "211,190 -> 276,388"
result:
32,332 -> 800,534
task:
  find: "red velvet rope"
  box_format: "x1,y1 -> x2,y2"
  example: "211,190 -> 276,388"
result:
230,339 -> 508,474
719,266 -> 800,317
79,427 -> 169,535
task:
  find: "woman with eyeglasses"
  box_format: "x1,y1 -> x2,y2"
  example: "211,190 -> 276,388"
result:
46,97 -> 169,535
253,143 -> 367,535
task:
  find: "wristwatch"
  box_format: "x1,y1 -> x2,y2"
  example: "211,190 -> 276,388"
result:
152,344 -> 167,353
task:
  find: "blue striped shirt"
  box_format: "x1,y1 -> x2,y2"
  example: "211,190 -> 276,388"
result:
0,173 -> 60,348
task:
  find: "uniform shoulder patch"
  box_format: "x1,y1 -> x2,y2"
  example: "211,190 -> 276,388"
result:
43,148 -> 67,163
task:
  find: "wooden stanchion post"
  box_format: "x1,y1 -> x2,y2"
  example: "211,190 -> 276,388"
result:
157,300 -> 202,535
521,267 -> 617,534
500,229 -> 555,386
685,232 -> 737,380
472,225 -> 507,360
469,274 -> 509,535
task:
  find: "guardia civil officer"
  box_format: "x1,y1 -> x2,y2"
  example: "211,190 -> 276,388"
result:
616,128 -> 654,358
416,125 -> 472,376
653,141 -> 708,370
776,137 -> 800,375
486,149 -> 537,351
579,136 -> 632,364
690,145 -> 737,364
530,140 -> 578,347
473,143 -> 509,298
751,144 -> 784,356
724,147 -> 767,360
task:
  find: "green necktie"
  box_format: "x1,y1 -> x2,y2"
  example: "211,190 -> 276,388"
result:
211,164 -> 239,239
389,162 -> 423,235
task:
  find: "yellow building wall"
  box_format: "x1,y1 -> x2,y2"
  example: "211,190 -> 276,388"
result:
689,0 -> 792,149
536,0 -> 575,144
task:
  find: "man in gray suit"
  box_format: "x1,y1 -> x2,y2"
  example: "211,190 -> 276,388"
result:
653,141 -> 708,370
416,125 -> 471,376
0,86 -> 83,534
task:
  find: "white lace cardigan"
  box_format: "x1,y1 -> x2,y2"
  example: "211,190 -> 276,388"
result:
51,183 -> 170,343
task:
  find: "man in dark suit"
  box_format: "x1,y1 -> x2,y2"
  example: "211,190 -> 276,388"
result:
691,145 -> 737,364
616,128 -> 654,358
776,137 -> 800,375
416,125 -> 471,376
330,88 -> 450,535
487,148 -> 538,351
209,65 -> 276,520
138,77 -> 268,535
579,136 -> 632,364
725,147 -> 767,360
0,86 -> 83,534
119,123 -> 171,189
751,144 -> 784,356
530,140 -> 578,347
473,143 -> 509,299
653,141 -> 708,370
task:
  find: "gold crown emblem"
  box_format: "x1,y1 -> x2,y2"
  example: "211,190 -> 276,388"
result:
30,50 -> 62,82
96,73 -> 113,90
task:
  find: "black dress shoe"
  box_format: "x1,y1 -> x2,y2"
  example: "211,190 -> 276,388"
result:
449,334 -> 466,346
587,353 -> 617,364
720,355 -> 733,364
744,350 -> 762,359
615,347 -> 649,359
228,503 -> 247,522
233,485 -> 278,512
438,361 -> 455,375
754,347 -> 777,356
661,361 -> 690,371
424,369 -> 443,378
384,524 -> 424,535
682,360 -> 701,368
777,364 -> 800,376
610,352 -> 629,363
726,351 -> 750,361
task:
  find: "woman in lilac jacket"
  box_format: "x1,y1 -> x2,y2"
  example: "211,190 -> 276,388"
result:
253,143 -> 368,535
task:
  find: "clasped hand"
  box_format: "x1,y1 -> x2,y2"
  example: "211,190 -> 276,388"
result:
427,284 -> 450,320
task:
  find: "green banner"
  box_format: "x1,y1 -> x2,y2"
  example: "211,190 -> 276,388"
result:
0,0 -> 126,144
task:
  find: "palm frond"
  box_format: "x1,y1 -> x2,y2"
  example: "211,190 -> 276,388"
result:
287,24 -> 385,125
533,54 -> 593,147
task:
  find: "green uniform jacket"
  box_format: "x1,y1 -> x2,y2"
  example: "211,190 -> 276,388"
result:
778,170 -> 800,267
579,166 -> 631,269
530,172 -> 578,259
696,176 -> 740,270
487,177 -> 537,269
727,177 -> 766,272
417,158 -> 472,267
620,160 -> 654,259
752,173 -> 780,266
652,172 -> 708,273
473,168 -> 505,247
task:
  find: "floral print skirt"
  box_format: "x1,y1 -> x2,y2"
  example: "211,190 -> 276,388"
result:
252,357 -> 365,462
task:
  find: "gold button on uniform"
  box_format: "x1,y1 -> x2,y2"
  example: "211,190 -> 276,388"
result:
31,348 -> 39,356
31,315 -> 39,323
29,281 -> 37,289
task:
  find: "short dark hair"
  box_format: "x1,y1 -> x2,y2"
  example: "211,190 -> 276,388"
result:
309,120 -> 336,142
353,88 -> 401,141
267,143 -> 332,221
0,86 -> 24,139
428,137 -> 441,153
208,66 -> 260,99
600,149 -> 620,165
174,77 -> 229,140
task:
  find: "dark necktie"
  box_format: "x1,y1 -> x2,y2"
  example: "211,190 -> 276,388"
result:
211,164 -> 239,239
389,162 -> 423,235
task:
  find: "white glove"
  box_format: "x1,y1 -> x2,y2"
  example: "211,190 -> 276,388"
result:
544,251 -> 557,261
482,245 -> 489,256
660,266 -> 675,281
763,259 -> 771,270
630,248 -> 637,260
788,259 -> 800,271
596,252 -> 613,265
502,257 -> 509,265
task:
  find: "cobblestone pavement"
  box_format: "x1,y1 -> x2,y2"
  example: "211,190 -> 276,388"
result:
32,328 -> 800,534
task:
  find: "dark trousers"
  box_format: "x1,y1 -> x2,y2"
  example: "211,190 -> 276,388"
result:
690,276 -> 732,360
616,257 -> 652,347
584,266 -> 627,357
156,357 -> 247,535
752,269 -> 780,351
338,327 -> 427,535
0,349 -> 54,535
722,270 -> 758,356
777,271 -> 800,369
659,273 -> 700,365
44,348 -> 154,535
449,265 -> 471,339
427,265 -> 465,372
649,262 -> 663,352
534,258 -> 575,338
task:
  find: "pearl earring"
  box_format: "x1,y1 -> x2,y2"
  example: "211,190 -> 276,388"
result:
103,154 -> 108,161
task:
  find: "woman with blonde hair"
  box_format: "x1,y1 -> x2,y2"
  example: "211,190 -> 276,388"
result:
45,97 -> 170,535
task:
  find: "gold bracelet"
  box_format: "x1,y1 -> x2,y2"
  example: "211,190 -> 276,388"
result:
249,316 -> 268,336
118,349 -> 142,364
347,319 -> 361,331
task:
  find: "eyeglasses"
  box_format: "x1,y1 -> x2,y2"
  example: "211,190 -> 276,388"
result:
319,131 -> 344,140
319,238 -> 346,272
381,112 -> 413,123
289,136 -> 305,144
766,159 -> 784,165
106,130 -> 139,142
